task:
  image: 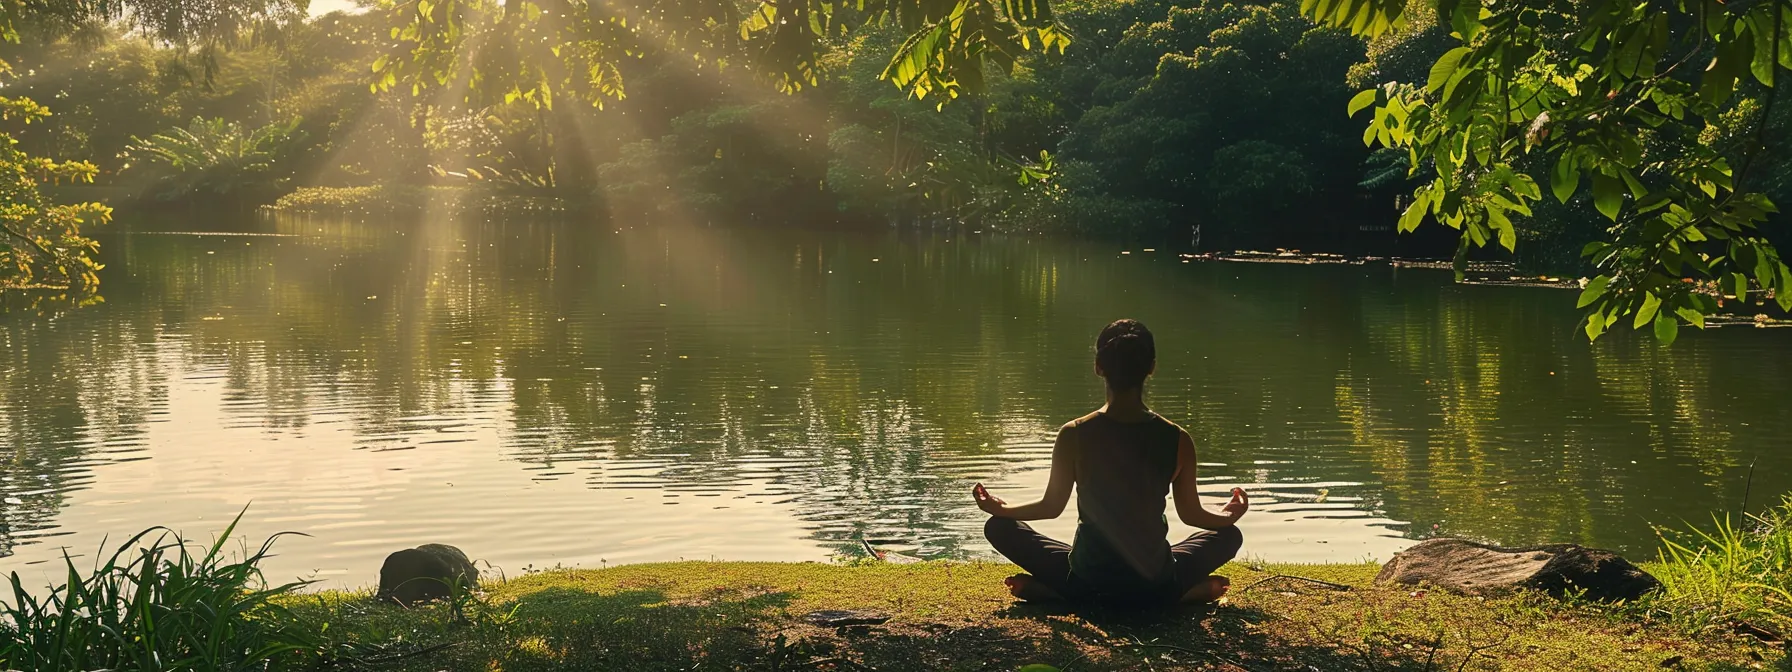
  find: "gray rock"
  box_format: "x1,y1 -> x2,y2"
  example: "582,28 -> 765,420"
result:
377,544 -> 479,606
1376,538 -> 1660,602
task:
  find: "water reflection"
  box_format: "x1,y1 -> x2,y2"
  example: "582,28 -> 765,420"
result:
0,213 -> 1783,584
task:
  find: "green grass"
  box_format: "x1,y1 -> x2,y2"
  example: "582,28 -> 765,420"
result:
279,561 -> 1784,671
1650,494 -> 1792,637
6,516 -> 1789,671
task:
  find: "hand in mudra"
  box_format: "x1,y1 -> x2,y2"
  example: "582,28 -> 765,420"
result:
972,483 -> 1008,516
1221,487 -> 1249,523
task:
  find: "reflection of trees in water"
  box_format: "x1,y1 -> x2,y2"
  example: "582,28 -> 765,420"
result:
3,215 -> 1788,559
0,216 -> 1105,558
0,288 -> 167,558
1335,284 -> 1579,547
493,226 -> 1090,557
1328,278 -> 1790,552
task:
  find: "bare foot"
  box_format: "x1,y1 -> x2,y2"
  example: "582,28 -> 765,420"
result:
1179,575 -> 1231,604
1004,574 -> 1066,603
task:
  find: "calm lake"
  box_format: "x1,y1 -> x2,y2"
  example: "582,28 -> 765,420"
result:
1,213 -> 1786,585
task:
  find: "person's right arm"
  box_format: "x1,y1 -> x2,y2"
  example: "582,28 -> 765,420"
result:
973,425 -> 1077,521
1171,430 -> 1248,530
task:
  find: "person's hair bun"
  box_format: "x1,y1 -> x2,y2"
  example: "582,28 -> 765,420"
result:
1095,320 -> 1155,390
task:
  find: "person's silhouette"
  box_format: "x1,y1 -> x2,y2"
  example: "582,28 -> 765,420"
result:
974,319 -> 1248,607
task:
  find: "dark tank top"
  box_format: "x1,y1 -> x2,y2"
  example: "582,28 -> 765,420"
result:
1067,411 -> 1182,597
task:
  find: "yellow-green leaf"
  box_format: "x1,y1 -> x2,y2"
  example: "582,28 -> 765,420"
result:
1577,275 -> 1610,308
1347,89 -> 1377,117
1634,292 -> 1661,329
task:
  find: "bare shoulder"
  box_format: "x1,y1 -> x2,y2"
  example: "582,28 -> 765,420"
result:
1152,414 -> 1192,440
1169,422 -> 1196,451
1062,411 -> 1103,431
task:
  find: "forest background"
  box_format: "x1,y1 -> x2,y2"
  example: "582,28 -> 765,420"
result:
9,0 -> 1608,266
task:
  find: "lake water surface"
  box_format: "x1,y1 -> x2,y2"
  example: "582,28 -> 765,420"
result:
1,214 -> 1786,585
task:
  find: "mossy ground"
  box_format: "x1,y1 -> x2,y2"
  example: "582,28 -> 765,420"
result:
283,561 -> 1785,671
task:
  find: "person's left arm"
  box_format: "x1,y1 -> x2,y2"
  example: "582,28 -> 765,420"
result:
1171,430 -> 1249,530
973,425 -> 1076,520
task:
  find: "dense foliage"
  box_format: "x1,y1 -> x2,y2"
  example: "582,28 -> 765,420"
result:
0,101 -> 110,293
0,0 -> 307,294
1653,494 -> 1792,636
1326,0 -> 1792,341
6,0 -> 1792,334
11,1 -> 1406,243
360,0 -> 1792,335
126,117 -> 307,203
1036,0 -> 1377,247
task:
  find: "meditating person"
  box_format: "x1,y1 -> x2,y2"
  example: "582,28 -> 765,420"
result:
974,318 -> 1248,607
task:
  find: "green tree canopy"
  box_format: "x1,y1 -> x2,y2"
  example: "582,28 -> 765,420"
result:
370,0 -> 1068,111
0,0 -> 304,296
1325,0 -> 1792,341
1057,0 -> 1368,247
1,0 -> 306,44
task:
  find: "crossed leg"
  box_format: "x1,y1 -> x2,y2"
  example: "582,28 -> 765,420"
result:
983,517 -> 1076,602
1170,525 -> 1244,603
986,517 -> 1244,604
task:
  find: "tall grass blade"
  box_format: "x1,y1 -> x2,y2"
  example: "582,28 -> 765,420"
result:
0,514 -> 317,672
1652,494 -> 1792,635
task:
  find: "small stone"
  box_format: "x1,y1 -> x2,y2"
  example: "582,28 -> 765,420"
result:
377,543 -> 479,607
801,609 -> 891,627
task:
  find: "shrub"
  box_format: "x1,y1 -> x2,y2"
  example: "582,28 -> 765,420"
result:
124,117 -> 306,203
0,513 -> 315,672
1650,494 -> 1792,635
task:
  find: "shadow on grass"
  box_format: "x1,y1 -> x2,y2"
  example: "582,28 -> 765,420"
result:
301,585 -> 799,671
981,600 -> 1428,671
300,582 -> 1783,672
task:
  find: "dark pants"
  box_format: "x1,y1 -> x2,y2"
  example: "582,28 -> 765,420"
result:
984,517 -> 1243,606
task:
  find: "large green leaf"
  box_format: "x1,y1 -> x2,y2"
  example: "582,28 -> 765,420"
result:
1748,9 -> 1778,86
1551,154 -> 1579,204
1427,47 -> 1470,94
1577,275 -> 1610,308
1779,265 -> 1792,311
1653,311 -> 1680,345
1591,172 -> 1623,221
1633,292 -> 1661,329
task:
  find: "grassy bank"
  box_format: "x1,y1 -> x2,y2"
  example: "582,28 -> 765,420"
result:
9,501 -> 1790,670
264,186 -> 580,218
279,561 -> 1783,671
